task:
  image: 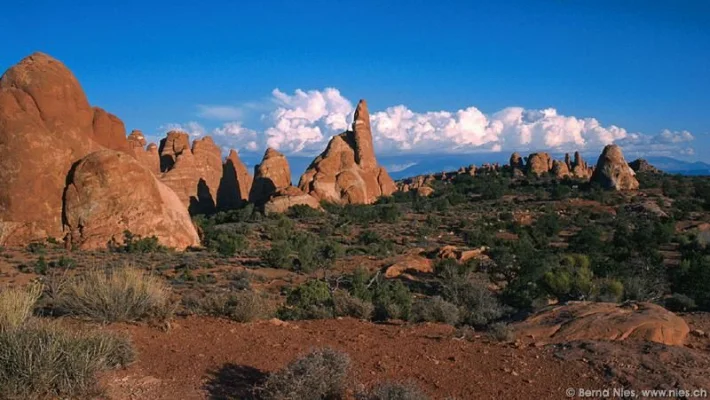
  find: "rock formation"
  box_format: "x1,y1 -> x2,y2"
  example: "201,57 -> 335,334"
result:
526,152 -> 553,176
63,150 -> 200,250
591,145 -> 639,190
514,302 -> 689,346
629,158 -> 662,174
216,149 -> 253,210
91,107 -> 131,153
298,100 -> 397,204
0,52 -> 131,245
158,135 -> 224,214
127,130 -> 160,175
249,148 -> 293,204
551,160 -> 571,179
569,151 -> 593,179
264,186 -> 322,214
509,152 -> 524,170
158,130 -> 191,172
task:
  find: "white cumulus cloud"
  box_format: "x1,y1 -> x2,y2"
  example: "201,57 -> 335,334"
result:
160,88 -> 695,159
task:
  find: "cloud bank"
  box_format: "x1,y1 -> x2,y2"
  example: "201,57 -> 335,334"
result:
160,88 -> 695,158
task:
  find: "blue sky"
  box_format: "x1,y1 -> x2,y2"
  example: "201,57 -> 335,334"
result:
1,0 -> 709,160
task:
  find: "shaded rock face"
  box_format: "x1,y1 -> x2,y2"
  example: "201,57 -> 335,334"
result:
509,152 -> 524,170
526,152 -> 553,176
249,148 -> 292,205
299,100 -> 397,204
216,149 -> 253,210
591,145 -> 639,190
629,158 -> 662,174
570,151 -> 593,179
159,136 -> 223,215
551,160 -> 570,179
0,52 -> 130,245
158,131 -> 191,172
63,150 -> 200,250
514,302 -> 689,346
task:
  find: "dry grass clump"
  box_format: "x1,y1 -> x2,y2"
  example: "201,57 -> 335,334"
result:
333,289 -> 374,320
188,290 -> 272,322
357,381 -> 431,400
53,266 -> 174,322
0,283 -> 42,331
0,320 -> 134,399
259,348 -> 351,400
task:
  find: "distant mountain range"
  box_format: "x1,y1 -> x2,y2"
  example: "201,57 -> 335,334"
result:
238,153 -> 710,184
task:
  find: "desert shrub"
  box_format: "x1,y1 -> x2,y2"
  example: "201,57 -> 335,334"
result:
26,241 -> 47,254
358,381 -> 430,400
671,257 -> 710,310
349,267 -> 374,301
116,230 -> 165,253
263,240 -> 293,269
204,230 -> 247,257
288,204 -> 323,219
437,261 -> 504,326
372,280 -> 412,321
52,266 -> 174,322
264,233 -> 343,273
33,256 -> 48,275
541,254 -> 595,301
278,280 -> 333,320
486,322 -> 514,342
187,290 -> 271,322
332,290 -> 373,320
410,296 -> 460,325
259,348 -> 351,400
597,279 -> 624,303
664,293 -> 697,312
0,321 -> 134,400
0,283 -> 42,332
356,231 -> 395,256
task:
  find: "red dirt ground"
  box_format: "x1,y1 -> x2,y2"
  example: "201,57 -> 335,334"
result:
100,316 -> 607,400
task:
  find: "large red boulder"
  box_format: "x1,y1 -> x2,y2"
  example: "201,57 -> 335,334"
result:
63,150 -> 200,250
0,52 -> 130,244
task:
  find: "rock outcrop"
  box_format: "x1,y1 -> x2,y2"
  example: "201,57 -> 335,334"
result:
91,107 -> 131,153
249,148 -> 292,205
526,152 -> 553,176
591,145 -> 639,190
509,152 -> 524,170
158,131 -> 191,172
127,130 -> 160,175
629,158 -> 662,174
551,160 -> 571,179
216,149 -> 253,210
298,100 -> 397,204
384,249 -> 433,279
0,52 -> 131,245
570,151 -> 593,179
159,135 -> 224,214
63,150 -> 200,250
264,186 -> 322,214
514,302 -> 689,346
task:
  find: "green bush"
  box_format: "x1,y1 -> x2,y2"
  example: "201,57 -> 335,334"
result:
541,254 -> 595,301
664,293 -> 697,312
486,322 -> 514,342
114,231 -> 165,253
332,290 -> 373,320
278,280 -> 333,320
259,348 -> 351,400
411,296 -> 460,325
204,230 -> 247,257
373,281 -> 412,321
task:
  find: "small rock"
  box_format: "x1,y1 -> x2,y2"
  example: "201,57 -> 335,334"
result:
691,329 -> 706,338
